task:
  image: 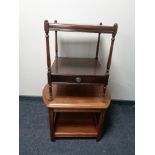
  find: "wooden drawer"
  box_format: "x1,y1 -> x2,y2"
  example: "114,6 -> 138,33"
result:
51,74 -> 109,84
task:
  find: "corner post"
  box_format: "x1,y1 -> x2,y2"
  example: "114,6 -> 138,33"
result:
44,20 -> 53,100
54,20 -> 58,58
106,23 -> 118,74
95,22 -> 102,59
104,23 -> 118,96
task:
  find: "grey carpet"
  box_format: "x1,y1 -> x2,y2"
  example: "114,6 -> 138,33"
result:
19,97 -> 135,155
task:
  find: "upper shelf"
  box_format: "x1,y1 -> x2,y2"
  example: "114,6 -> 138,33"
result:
51,57 -> 105,76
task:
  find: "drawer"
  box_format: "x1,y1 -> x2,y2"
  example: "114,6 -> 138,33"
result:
51,75 -> 109,84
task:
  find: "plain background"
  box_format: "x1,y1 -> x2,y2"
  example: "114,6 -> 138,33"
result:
19,0 -> 135,100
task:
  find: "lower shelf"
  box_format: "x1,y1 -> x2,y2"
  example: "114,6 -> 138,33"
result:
55,112 -> 98,137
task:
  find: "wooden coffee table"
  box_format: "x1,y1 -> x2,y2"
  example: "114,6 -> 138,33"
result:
42,84 -> 111,141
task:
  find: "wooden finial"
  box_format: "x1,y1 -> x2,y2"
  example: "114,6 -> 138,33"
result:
113,23 -> 118,37
44,20 -> 49,34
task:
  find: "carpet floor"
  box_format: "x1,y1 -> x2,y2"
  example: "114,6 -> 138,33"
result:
19,97 -> 135,155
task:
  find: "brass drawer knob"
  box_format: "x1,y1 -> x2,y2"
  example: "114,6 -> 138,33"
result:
75,77 -> 81,83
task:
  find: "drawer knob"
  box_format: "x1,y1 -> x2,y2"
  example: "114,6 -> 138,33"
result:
75,77 -> 81,83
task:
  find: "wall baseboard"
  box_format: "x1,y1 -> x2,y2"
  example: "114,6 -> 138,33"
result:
19,95 -> 135,105
111,99 -> 135,105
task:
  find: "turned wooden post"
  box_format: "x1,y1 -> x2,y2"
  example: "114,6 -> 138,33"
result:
106,23 -> 118,74
54,20 -> 58,58
95,22 -> 102,59
103,23 -> 118,96
44,20 -> 53,100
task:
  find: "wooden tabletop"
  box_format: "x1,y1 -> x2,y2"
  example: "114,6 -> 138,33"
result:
51,57 -> 105,76
42,84 -> 111,109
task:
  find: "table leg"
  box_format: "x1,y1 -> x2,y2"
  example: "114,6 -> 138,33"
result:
96,110 -> 106,141
48,108 -> 55,142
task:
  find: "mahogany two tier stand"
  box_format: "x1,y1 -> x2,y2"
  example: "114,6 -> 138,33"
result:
42,20 -> 118,141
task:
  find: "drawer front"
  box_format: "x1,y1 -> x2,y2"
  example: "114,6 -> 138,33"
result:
52,75 -> 109,84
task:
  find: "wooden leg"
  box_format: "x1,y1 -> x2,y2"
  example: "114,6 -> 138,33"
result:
48,108 -> 55,142
96,110 -> 106,142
